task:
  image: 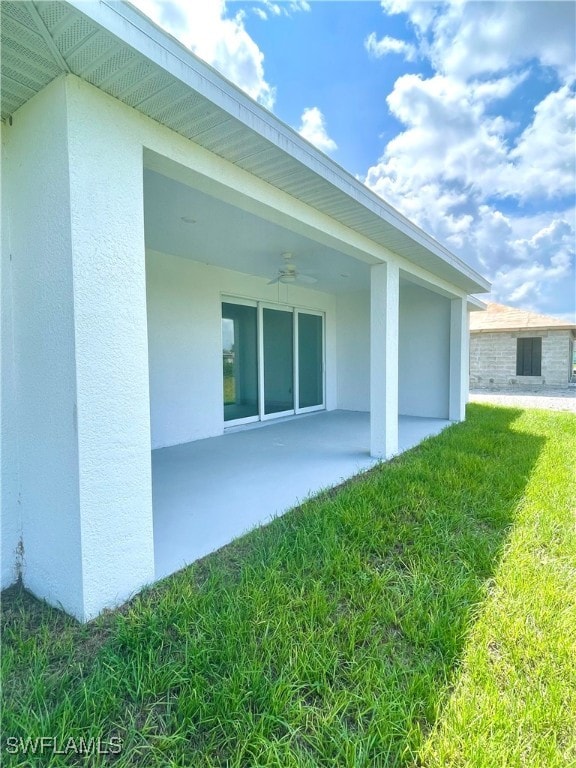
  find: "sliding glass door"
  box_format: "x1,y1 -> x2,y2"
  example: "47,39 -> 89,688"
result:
297,312 -> 323,410
222,299 -> 324,424
263,307 -> 294,416
222,302 -> 259,422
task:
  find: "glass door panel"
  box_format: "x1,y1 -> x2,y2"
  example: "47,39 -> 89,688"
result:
263,308 -> 294,415
298,313 -> 323,409
222,302 -> 258,421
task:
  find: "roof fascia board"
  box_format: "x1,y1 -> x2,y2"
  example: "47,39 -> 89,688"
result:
399,269 -> 469,301
468,296 -> 487,311
64,0 -> 489,294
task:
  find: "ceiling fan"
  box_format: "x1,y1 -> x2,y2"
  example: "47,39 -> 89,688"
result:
268,252 -> 317,285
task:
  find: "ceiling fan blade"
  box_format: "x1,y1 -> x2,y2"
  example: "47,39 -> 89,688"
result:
268,275 -> 281,284
297,274 -> 318,284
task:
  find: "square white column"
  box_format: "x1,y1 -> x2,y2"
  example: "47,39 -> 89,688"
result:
449,297 -> 468,421
370,262 -> 399,459
6,77 -> 155,621
67,79 -> 155,620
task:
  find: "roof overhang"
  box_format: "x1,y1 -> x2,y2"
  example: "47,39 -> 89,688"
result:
1,0 -> 490,296
468,296 -> 487,312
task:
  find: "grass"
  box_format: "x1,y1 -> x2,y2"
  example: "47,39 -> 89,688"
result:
1,404 -> 575,767
223,373 -> 235,405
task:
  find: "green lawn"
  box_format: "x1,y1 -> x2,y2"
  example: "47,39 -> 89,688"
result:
223,373 -> 235,406
2,404 -> 575,767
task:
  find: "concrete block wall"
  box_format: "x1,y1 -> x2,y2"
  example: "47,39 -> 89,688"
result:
470,330 -> 573,389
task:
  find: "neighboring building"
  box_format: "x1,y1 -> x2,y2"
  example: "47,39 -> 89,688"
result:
1,1 -> 489,620
470,303 -> 576,390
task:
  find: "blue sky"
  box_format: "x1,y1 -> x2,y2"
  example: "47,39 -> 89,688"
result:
132,0 -> 576,320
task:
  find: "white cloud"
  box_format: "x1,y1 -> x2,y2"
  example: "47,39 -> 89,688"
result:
380,0 -> 437,34
365,1 -> 576,315
252,0 -> 310,19
287,0 -> 311,12
297,107 -> 337,154
374,73 -> 575,204
130,0 -> 275,109
430,1 -> 576,83
508,85 -> 576,200
490,215 -> 575,313
261,1 -> 282,16
368,73 -> 515,198
365,32 -> 417,62
382,1 -> 576,82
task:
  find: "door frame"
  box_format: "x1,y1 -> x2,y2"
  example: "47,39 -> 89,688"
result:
221,297 -> 260,427
294,308 -> 325,416
222,296 -> 325,427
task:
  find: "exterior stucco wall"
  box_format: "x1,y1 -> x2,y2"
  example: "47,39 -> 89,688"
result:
65,76 -> 155,619
470,330 -> 573,389
399,282 -> 451,418
1,79 -> 85,611
146,251 -> 337,448
2,75 -> 156,619
1,121 -> 23,590
336,291 -> 370,411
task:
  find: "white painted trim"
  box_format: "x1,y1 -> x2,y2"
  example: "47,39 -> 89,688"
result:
221,295 -> 257,308
224,416 -> 259,429
261,410 -> 295,422
468,295 -> 487,311
259,302 -> 294,312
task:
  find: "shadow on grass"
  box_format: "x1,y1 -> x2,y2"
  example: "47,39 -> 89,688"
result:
1,404 -> 545,768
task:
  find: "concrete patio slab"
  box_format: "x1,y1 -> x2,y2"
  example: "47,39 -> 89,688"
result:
152,410 -> 451,579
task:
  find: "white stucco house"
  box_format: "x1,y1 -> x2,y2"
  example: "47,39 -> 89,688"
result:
1,1 -> 490,621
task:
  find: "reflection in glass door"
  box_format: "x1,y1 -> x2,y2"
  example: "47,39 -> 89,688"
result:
263,307 -> 294,415
222,302 -> 258,422
297,312 -> 323,409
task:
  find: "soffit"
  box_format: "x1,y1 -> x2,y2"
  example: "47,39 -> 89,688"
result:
1,0 -> 490,295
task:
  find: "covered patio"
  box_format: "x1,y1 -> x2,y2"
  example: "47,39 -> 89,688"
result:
152,410 -> 451,578
1,0 -> 490,621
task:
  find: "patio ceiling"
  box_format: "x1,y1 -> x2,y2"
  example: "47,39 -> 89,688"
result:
1,0 -> 490,296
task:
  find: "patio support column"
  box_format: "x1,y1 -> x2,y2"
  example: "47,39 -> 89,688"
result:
370,261 -> 399,458
65,77 -> 155,620
449,297 -> 468,421
7,77 -> 154,621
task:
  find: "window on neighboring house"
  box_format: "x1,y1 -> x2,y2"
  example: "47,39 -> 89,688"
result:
516,337 -> 542,376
